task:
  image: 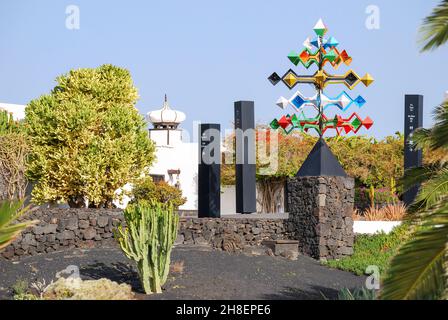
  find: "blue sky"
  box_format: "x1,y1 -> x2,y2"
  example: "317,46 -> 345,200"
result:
1,0 -> 447,139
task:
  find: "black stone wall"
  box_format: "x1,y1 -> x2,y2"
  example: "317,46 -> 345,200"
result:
287,176 -> 355,261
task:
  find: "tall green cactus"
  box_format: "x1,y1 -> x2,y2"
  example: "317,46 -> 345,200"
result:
114,202 -> 179,294
0,110 -> 21,135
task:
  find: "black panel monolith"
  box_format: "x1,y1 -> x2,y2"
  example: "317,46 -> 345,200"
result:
234,101 -> 256,214
198,124 -> 221,218
403,94 -> 423,206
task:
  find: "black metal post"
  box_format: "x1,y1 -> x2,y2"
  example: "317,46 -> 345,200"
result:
234,101 -> 256,214
198,123 -> 221,218
403,94 -> 423,206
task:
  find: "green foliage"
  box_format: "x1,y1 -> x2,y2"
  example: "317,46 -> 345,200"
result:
356,183 -> 399,208
222,130 -> 405,189
419,0 -> 448,52
25,64 -> 155,208
12,278 -> 29,296
337,287 -> 377,300
131,176 -> 186,209
381,204 -> 448,300
43,278 -> 135,300
114,202 -> 179,294
0,110 -> 23,135
0,200 -> 37,251
381,100 -> 448,300
325,224 -> 410,276
11,278 -> 39,300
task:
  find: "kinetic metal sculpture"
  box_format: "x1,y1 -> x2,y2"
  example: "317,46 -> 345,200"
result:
268,19 -> 374,137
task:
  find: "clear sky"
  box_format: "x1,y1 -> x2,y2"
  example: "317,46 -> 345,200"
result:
1,0 -> 447,139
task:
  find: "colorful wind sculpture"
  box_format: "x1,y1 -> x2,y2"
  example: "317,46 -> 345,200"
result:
268,19 -> 374,136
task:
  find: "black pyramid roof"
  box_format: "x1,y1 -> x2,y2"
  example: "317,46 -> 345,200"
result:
296,138 -> 347,177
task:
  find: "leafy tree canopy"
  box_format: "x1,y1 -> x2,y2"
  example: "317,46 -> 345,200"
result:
26,64 -> 155,208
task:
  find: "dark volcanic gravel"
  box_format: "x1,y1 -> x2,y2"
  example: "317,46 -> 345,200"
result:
0,246 -> 365,300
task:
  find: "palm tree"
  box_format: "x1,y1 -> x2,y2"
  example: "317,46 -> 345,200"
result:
381,102 -> 448,299
0,200 -> 37,251
380,0 -> 448,300
419,0 -> 448,52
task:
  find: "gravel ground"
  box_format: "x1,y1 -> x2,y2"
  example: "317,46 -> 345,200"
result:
0,246 -> 365,300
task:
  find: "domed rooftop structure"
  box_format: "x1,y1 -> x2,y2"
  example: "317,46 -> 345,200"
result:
147,95 -> 186,130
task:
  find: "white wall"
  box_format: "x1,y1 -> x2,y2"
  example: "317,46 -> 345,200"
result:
148,129 -> 198,211
0,103 -> 26,120
221,185 -> 236,215
353,221 -> 402,235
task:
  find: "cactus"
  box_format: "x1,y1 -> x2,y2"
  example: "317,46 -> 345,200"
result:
114,202 -> 179,294
369,185 -> 375,208
0,110 -> 21,135
390,177 -> 397,204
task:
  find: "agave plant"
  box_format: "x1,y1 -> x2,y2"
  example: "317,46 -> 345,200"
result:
380,101 -> 448,300
0,200 -> 37,251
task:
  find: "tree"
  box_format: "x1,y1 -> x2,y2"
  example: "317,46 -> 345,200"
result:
381,102 -> 448,300
0,111 -> 29,201
25,64 -> 155,208
130,176 -> 186,209
380,2 -> 448,300
419,0 -> 448,52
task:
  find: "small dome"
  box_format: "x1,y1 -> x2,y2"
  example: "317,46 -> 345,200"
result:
146,95 -> 186,129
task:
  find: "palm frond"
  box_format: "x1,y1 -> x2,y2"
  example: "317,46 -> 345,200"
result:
380,203 -> 448,300
0,200 -> 37,251
429,102 -> 448,150
411,128 -> 434,150
419,0 -> 448,52
412,167 -> 448,212
401,164 -> 442,192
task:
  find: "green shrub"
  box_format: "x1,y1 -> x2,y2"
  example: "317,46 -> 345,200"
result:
43,278 -> 135,300
337,287 -> 377,300
325,224 -> 411,276
115,201 -> 179,294
25,64 -> 155,208
131,176 -> 186,209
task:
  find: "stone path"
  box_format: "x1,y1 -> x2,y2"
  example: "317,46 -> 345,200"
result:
0,246 -> 365,300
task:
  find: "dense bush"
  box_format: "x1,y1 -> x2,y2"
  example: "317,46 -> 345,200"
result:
325,224 -> 411,276
25,64 -> 155,208
131,176 -> 186,209
0,111 -> 28,201
222,130 -> 404,188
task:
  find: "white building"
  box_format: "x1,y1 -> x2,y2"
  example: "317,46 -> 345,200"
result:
0,103 -> 26,120
146,95 -> 198,211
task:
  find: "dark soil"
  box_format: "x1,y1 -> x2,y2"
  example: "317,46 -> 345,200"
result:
0,246 -> 365,300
